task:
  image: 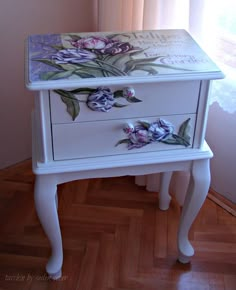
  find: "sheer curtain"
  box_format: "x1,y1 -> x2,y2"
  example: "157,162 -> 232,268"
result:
96,0 -> 203,34
94,0 -> 236,202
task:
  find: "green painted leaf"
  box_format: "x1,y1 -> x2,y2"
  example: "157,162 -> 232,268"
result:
115,139 -> 130,147
40,71 -> 60,80
114,90 -> 124,98
65,99 -> 80,121
74,66 -> 104,78
178,118 -> 190,137
110,54 -> 132,67
54,90 -> 80,121
138,121 -> 150,129
132,64 -> 159,75
77,61 -> 122,77
162,132 -> 190,147
178,118 -> 191,144
124,58 -> 159,73
74,72 -> 96,78
51,45 -> 64,50
68,34 -> 82,41
162,138 -> 182,145
127,56 -> 162,66
40,69 -> 77,80
69,88 -> 96,94
107,33 -> 131,40
34,58 -> 62,70
126,96 -> 142,103
60,64 -> 80,71
47,70 -> 74,80
172,134 -> 190,147
113,103 -> 127,108
129,49 -> 146,57
95,59 -> 126,76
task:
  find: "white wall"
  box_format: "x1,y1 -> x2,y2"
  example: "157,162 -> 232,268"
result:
0,0 -> 95,169
206,102 -> 236,202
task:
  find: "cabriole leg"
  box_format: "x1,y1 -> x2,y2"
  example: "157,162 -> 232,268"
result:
55,191 -> 58,210
159,171 -> 173,210
177,158 -> 211,263
34,174 -> 63,279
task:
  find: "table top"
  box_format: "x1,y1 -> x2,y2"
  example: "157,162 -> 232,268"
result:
26,29 -> 224,90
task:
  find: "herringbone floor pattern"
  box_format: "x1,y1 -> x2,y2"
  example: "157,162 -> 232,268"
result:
0,160 -> 235,290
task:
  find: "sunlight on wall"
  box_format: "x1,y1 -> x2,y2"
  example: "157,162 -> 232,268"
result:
202,0 -> 236,113
203,0 -> 236,201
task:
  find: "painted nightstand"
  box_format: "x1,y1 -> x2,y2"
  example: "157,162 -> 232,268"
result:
26,29 -> 224,279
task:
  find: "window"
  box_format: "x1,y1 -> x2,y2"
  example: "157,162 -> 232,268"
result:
202,0 -> 236,112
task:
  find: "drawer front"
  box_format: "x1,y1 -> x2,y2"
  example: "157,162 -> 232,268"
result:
52,114 -> 196,161
50,81 -> 200,124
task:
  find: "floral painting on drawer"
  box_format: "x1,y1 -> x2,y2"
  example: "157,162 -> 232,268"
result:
116,118 -> 191,150
54,86 -> 142,121
27,30 -> 220,82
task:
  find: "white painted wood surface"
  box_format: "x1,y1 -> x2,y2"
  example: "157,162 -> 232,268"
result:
26,29 -> 224,279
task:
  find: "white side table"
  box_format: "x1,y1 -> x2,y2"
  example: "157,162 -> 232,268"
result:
26,29 -> 224,279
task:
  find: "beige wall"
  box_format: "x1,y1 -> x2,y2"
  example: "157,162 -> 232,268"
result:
206,102 -> 236,203
0,0 -> 96,169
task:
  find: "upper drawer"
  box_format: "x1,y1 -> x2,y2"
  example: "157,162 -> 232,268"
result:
50,81 -> 200,124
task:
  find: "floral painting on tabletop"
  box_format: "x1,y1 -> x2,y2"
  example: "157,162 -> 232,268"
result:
28,30 -> 220,83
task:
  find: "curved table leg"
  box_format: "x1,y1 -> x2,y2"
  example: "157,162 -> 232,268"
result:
177,158 -> 211,263
159,172 -> 173,210
55,191 -> 58,210
34,175 -> 63,279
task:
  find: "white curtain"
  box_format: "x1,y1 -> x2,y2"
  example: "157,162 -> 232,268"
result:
96,0 -> 203,35
95,0 -> 236,202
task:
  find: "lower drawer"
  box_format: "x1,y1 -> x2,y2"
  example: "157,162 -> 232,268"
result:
52,114 -> 196,161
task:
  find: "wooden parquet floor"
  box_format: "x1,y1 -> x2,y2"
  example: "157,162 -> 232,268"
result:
0,160 -> 235,290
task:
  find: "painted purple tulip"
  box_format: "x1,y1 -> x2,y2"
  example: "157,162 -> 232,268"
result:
116,118 -> 187,150
71,36 -> 109,50
148,119 -> 174,141
71,36 -> 134,56
86,87 -> 115,112
52,48 -> 97,64
101,41 -> 134,55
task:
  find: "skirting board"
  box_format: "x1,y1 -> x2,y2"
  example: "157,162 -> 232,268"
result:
208,189 -> 236,217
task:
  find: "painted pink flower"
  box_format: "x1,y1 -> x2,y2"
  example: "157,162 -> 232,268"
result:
127,126 -> 151,149
123,123 -> 134,134
123,87 -> 135,99
70,35 -> 135,56
71,36 -> 109,50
